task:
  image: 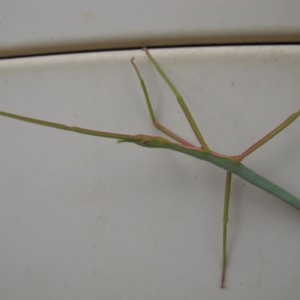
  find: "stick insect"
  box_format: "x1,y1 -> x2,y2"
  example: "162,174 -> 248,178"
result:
0,48 -> 299,288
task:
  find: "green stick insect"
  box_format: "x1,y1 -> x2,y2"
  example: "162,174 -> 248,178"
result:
0,48 -> 299,288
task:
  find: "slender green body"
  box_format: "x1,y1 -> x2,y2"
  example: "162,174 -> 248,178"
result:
185,147 -> 300,210
136,140 -> 300,211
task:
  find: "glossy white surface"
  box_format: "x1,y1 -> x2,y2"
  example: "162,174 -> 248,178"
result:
0,46 -> 299,299
1,0 -> 300,56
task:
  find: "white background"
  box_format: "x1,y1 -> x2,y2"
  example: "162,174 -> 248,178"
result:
1,0 -> 300,56
0,46 -> 300,299
1,0 -> 300,298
